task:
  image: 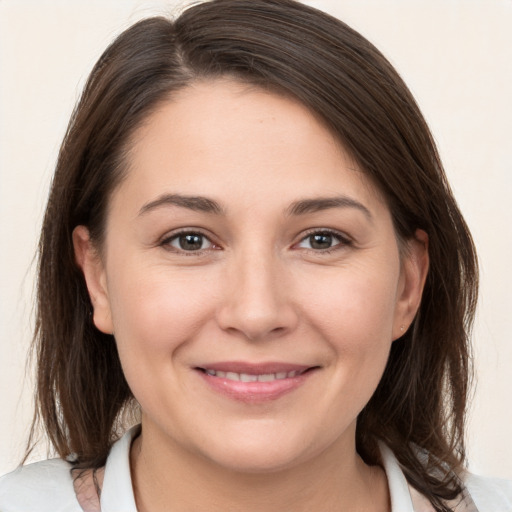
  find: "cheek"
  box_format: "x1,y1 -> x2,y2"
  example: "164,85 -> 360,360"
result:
106,263 -> 222,420
106,262 -> 217,366
304,267 -> 399,346
300,266 -> 398,400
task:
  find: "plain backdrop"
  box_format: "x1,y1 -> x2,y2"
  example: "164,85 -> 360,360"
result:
1,0 -> 511,479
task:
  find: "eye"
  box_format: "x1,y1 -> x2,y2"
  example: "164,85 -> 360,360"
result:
164,232 -> 214,252
296,230 -> 348,251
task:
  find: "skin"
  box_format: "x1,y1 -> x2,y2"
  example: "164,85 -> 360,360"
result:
74,79 -> 429,511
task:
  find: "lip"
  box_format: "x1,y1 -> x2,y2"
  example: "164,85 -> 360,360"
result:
195,361 -> 319,404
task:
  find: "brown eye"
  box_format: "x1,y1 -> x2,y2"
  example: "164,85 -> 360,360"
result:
309,233 -> 334,250
167,232 -> 213,251
297,230 -> 348,251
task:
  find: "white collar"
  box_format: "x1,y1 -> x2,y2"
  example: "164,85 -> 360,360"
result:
379,442 -> 417,511
100,425 -> 139,512
99,426 -> 438,511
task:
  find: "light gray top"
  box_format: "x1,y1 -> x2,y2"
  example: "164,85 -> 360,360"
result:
1,426 -> 511,511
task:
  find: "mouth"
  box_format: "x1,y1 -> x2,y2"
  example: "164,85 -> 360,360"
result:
199,368 -> 307,382
195,363 -> 319,403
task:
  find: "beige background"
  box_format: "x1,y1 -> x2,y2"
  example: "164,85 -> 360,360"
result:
1,0 -> 511,479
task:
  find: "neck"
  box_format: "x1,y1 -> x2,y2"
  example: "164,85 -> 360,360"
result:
130,422 -> 390,512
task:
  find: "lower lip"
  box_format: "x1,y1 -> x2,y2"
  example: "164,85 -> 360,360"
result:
197,370 -> 314,403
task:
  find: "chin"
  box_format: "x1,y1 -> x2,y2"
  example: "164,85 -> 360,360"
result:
208,447 -> 304,474
195,427 -> 322,474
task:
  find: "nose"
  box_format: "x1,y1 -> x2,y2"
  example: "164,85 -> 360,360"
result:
216,249 -> 299,342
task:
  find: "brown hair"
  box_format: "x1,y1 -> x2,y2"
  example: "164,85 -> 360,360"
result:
29,1 -> 478,510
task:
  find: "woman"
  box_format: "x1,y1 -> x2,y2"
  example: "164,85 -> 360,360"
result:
0,0 -> 510,510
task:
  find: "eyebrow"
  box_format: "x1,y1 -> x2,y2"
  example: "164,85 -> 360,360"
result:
286,196 -> 373,221
138,193 -> 372,221
138,194 -> 225,216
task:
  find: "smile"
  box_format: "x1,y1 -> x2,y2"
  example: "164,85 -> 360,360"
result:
196,363 -> 318,403
202,369 -> 304,381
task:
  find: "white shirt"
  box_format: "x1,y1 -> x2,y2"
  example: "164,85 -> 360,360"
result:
1,426 -> 511,511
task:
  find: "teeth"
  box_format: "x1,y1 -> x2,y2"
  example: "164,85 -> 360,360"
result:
240,373 -> 258,382
204,369 -> 302,381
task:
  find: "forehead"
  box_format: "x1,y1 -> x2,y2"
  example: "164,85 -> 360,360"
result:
114,79 -> 386,217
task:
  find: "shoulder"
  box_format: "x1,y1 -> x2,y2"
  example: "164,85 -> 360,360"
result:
0,458 -> 80,512
463,472 -> 512,511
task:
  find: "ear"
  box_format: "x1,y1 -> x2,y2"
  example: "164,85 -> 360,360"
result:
392,229 -> 429,340
72,226 -> 114,335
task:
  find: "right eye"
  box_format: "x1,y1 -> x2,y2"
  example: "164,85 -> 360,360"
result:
163,232 -> 215,252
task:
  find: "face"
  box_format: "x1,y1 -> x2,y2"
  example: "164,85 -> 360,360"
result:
75,79 -> 427,473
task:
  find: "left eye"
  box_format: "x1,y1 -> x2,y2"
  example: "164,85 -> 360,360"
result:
297,231 -> 344,250
166,232 -> 213,251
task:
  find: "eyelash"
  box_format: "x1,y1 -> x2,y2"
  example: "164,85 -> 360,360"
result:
159,228 -> 352,256
294,229 -> 352,254
160,229 -> 219,256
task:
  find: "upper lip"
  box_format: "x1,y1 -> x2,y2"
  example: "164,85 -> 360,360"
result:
195,361 -> 316,375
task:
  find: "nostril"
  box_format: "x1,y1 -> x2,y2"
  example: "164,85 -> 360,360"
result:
215,282 -> 299,342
